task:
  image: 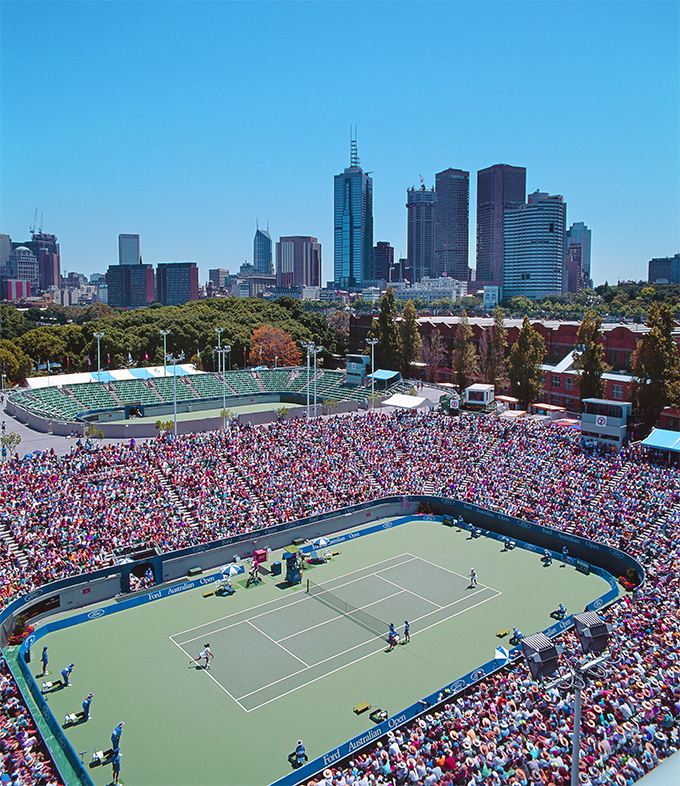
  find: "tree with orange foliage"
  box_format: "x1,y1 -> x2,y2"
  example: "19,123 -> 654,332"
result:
248,325 -> 302,367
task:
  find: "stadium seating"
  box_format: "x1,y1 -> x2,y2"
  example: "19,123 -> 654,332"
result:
112,379 -> 162,406
1,409 -> 679,784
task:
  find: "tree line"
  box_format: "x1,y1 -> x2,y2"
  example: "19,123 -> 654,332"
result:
0,298 -> 338,384
367,288 -> 680,427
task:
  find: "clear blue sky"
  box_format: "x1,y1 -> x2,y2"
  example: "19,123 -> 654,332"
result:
1,1 -> 678,289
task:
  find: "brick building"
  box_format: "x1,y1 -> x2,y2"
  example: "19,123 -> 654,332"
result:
349,313 -> 677,410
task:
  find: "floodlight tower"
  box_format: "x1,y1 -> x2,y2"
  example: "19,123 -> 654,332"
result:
160,329 -> 171,376
366,338 -> 378,408
521,612 -> 613,786
312,345 -> 323,418
94,332 -> 105,385
301,341 -> 314,418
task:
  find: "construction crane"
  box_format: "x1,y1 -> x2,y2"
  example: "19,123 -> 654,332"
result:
419,175 -> 425,190
30,209 -> 38,235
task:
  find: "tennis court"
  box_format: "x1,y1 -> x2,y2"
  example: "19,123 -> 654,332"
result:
170,553 -> 501,712
27,517 -> 613,786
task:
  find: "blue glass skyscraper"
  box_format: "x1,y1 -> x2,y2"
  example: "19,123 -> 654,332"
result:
253,225 -> 273,275
334,137 -> 373,289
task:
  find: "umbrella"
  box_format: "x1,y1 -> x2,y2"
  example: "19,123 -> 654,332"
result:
220,564 -> 241,576
116,558 -> 134,565
312,538 -> 329,548
494,646 -> 510,665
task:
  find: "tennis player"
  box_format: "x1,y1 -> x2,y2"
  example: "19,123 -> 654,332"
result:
469,568 -> 478,588
194,643 -> 214,669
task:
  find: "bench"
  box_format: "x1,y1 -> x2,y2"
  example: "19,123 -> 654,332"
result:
353,702 -> 371,715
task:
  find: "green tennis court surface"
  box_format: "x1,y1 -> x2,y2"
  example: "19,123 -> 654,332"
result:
31,518 -> 611,786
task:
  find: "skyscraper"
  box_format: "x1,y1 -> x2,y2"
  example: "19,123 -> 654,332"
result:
503,190 -> 566,300
253,226 -> 274,275
106,264 -> 155,307
371,241 -> 394,281
11,231 -> 61,292
434,168 -> 470,280
406,184 -> 435,282
156,262 -> 199,306
565,222 -> 592,288
334,136 -> 373,289
118,234 -> 141,265
476,164 -> 526,285
276,236 -> 322,288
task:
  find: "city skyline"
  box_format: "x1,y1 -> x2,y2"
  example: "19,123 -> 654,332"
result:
1,1 -> 678,289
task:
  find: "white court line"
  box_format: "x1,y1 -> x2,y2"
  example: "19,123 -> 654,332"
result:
171,552 -> 502,713
374,572 -> 443,610
167,635 -> 248,712
245,620 -> 310,668
410,552 -> 502,595
240,588 -> 502,712
179,584 -> 408,649
237,587 -> 498,703
169,553 -> 416,639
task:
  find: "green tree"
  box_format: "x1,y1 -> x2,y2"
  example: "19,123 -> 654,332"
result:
420,329 -> 445,383
451,310 -> 479,392
327,310 -> 350,355
573,311 -> 611,405
0,340 -> 29,384
630,303 -> 680,427
374,287 -> 402,370
1,430 -> 21,458
484,306 -> 507,389
400,300 -> 421,378
508,316 -> 546,408
0,305 -> 28,341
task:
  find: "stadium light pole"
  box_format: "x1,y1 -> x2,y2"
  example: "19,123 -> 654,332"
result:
301,341 -> 313,418
520,613 -> 613,786
367,338 -> 378,409
217,347 -> 227,428
214,328 -> 223,375
226,345 -> 231,373
167,351 -> 185,437
312,345 -> 323,418
94,332 -> 104,385
160,329 -> 170,377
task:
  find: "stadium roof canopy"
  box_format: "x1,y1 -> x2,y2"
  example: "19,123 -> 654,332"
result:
24,364 -> 200,388
640,428 -> 680,453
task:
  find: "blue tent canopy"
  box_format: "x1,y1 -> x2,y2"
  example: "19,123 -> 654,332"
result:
129,368 -> 155,380
89,371 -> 117,384
641,428 -> 680,453
366,369 -> 400,382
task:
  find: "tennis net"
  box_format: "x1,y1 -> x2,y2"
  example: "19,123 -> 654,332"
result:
306,578 -> 388,639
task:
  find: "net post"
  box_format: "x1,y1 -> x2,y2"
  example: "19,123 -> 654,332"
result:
306,579 -> 310,593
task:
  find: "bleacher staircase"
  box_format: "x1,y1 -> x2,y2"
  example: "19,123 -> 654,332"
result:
0,522 -> 28,569
150,467 -> 199,529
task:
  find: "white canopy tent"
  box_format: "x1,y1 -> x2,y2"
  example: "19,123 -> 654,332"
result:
381,393 -> 433,410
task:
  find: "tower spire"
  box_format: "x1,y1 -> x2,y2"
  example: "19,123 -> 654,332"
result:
350,124 -> 360,168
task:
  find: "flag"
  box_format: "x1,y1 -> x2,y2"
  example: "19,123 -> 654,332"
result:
145,351 -> 149,361
107,353 -> 111,365
87,357 -> 91,366
66,356 -> 70,368
128,352 -> 133,363
197,348 -> 201,359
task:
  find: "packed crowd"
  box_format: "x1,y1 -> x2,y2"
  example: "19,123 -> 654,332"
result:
0,410 -> 679,783
0,655 -> 61,785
